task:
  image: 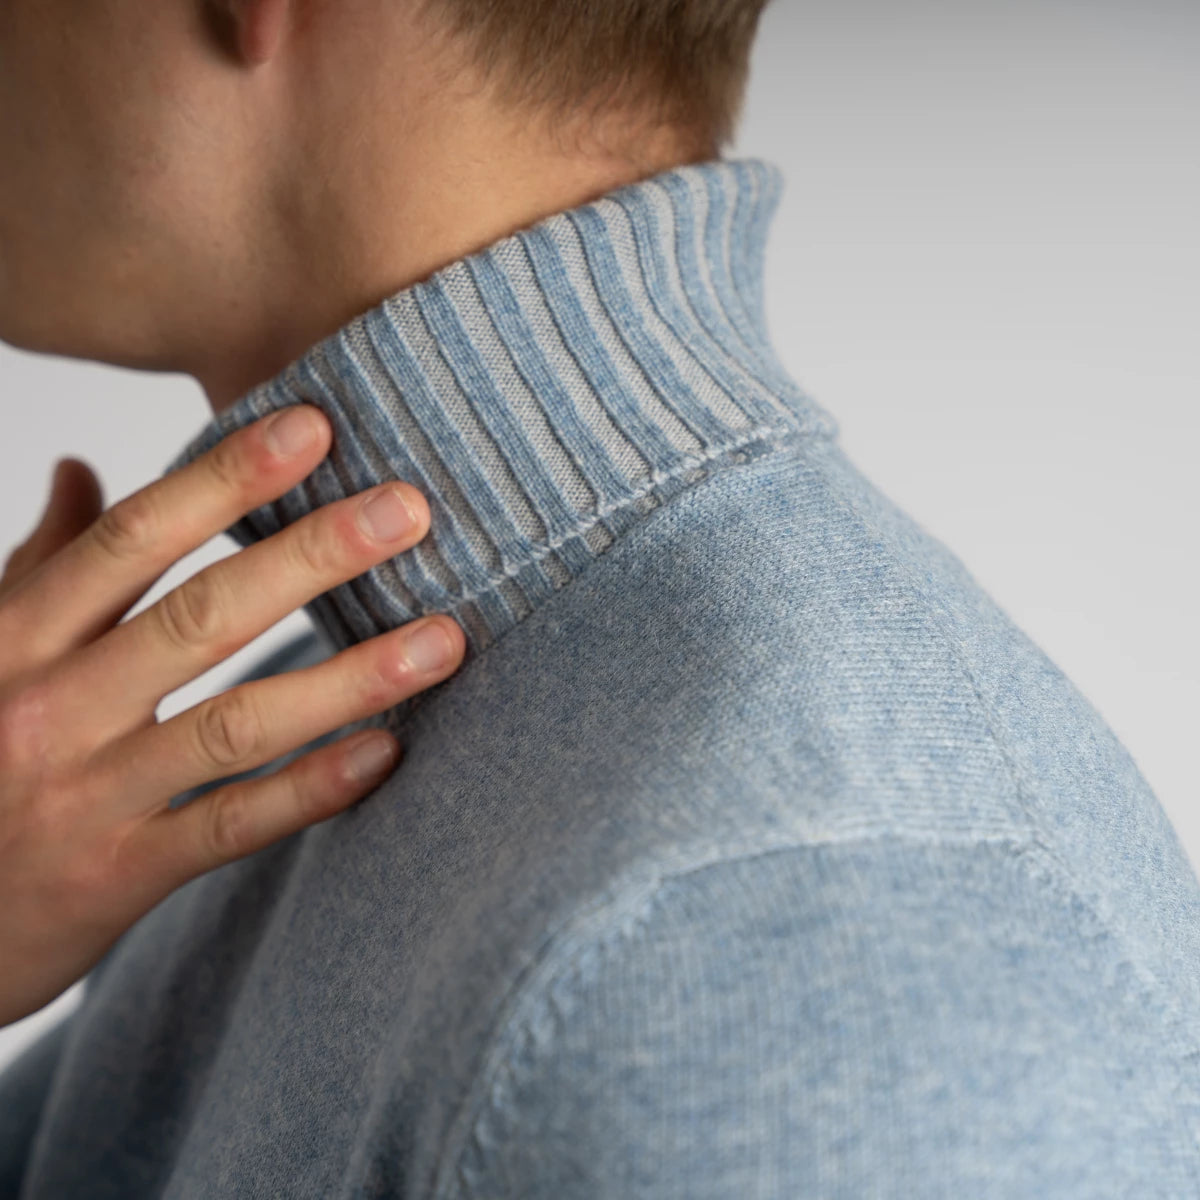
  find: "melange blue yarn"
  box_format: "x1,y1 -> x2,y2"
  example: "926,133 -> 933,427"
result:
3,155 -> 1200,1198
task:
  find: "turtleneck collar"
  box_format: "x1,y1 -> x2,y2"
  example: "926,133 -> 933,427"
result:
165,155 -> 839,665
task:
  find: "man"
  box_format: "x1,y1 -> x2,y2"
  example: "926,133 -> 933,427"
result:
2,0 -> 1199,1196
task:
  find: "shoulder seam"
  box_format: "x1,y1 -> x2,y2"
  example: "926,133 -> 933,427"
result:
432,830 -> 1200,1198
788,463 -> 1200,1155
429,829 -> 1034,1199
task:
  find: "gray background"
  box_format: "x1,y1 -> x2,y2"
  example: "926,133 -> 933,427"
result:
1,0 -> 1196,1067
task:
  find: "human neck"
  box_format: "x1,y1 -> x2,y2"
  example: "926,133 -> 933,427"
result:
195,111 -> 704,414
166,155 -> 837,679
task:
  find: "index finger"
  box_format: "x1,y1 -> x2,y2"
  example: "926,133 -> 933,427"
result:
0,405 -> 333,669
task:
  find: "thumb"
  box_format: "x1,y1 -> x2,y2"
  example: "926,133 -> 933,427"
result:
1,458 -> 104,590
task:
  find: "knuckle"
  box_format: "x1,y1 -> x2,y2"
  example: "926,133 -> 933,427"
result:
284,760 -> 328,827
205,788 -> 251,861
193,691 -> 263,770
203,437 -> 248,498
157,573 -> 225,652
286,516 -> 336,578
92,492 -> 159,561
0,678 -> 56,771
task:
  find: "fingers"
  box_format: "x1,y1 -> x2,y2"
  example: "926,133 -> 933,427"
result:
34,460 -> 105,558
0,459 -> 103,600
0,406 -> 334,669
116,727 -> 406,898
61,474 -> 435,735
93,616 -> 464,810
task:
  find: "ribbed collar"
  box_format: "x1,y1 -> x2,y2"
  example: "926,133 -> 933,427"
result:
165,155 -> 838,665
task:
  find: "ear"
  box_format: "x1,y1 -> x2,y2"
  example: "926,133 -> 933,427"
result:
209,0 -> 291,67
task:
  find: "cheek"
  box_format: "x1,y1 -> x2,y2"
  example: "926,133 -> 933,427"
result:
0,2 -> 187,223
0,23 -> 101,215
0,16 -> 175,333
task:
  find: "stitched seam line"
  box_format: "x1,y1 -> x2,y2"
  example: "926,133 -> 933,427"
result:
433,830 -> 1200,1197
437,420 -> 821,618
394,420 -> 827,727
430,828 -> 1029,1199
796,450 -> 1200,1181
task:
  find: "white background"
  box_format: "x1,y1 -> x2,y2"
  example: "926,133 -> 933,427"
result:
0,0 -> 1196,1071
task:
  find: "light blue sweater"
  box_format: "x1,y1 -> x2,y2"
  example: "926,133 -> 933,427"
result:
4,156 -> 1200,1198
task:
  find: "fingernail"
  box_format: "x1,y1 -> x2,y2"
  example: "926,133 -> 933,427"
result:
358,487 -> 416,542
264,407 -> 321,458
405,621 -> 455,672
346,736 -> 398,783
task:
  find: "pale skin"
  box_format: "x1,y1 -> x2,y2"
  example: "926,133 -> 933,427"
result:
0,0 -> 701,1027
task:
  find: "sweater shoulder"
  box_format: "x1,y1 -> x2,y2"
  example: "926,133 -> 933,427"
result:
436,834 -> 1200,1199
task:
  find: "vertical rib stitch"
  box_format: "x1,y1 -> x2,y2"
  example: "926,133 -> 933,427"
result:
163,157 -> 839,665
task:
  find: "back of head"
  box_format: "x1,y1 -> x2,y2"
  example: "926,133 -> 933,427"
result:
0,0 -> 775,406
416,0 -> 775,162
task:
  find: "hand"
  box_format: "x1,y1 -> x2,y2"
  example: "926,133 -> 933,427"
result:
0,405 -> 465,1028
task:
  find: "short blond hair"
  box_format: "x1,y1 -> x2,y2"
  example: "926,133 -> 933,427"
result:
416,0 -> 774,161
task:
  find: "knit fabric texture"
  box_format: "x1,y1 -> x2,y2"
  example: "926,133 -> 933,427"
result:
3,155 -> 1200,1198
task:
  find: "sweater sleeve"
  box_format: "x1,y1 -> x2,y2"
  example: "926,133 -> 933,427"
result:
436,837 -> 1200,1199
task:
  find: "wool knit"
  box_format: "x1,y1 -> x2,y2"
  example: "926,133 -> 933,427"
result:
3,155 -> 1200,1198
